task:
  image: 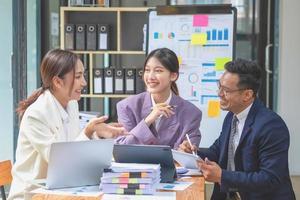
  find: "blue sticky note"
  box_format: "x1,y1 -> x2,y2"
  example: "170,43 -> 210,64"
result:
164,184 -> 175,189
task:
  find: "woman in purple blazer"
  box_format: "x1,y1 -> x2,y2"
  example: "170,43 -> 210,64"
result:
116,48 -> 202,149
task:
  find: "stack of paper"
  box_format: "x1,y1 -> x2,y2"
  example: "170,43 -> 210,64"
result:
100,163 -> 161,195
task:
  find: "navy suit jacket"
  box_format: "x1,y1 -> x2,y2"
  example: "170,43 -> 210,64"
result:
198,99 -> 295,200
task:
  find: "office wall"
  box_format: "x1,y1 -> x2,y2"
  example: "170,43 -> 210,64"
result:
0,1 -> 13,161
278,0 -> 300,175
27,0 -> 38,95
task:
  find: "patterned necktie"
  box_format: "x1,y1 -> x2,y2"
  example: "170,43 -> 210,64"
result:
227,115 -> 238,171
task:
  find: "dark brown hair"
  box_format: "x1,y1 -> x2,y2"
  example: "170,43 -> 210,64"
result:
225,58 -> 262,96
16,49 -> 79,119
144,48 -> 179,95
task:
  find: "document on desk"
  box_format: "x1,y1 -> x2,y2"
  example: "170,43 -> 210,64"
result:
157,181 -> 193,191
31,185 -> 102,197
102,191 -> 175,200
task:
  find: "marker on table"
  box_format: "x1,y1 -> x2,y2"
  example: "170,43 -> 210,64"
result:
185,134 -> 197,156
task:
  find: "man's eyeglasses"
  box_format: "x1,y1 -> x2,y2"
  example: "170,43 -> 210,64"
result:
217,82 -> 247,96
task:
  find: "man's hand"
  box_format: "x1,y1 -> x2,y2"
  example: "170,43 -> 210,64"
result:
197,158 -> 222,184
85,116 -> 128,138
178,140 -> 198,154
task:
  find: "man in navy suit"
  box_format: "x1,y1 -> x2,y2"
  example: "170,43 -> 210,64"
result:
179,59 -> 295,200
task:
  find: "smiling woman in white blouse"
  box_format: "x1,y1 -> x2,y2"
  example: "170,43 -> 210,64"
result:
8,49 -> 126,200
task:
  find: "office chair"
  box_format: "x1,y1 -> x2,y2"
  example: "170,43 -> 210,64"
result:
0,160 -> 12,200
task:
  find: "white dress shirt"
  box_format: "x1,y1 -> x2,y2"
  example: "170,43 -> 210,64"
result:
53,96 -> 71,141
234,103 -> 253,153
151,92 -> 172,130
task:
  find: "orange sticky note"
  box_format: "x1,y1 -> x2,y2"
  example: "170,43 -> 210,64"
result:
191,33 -> 207,45
215,57 -> 231,71
208,100 -> 221,117
193,15 -> 208,27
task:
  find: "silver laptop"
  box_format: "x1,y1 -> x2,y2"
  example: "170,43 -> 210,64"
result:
44,139 -> 114,189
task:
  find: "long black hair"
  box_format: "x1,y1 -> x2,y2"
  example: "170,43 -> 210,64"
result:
144,48 -> 179,95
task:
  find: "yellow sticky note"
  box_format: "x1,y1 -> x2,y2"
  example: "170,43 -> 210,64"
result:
215,57 -> 231,71
191,33 -> 207,45
208,100 -> 221,118
199,33 -> 207,45
178,56 -> 182,65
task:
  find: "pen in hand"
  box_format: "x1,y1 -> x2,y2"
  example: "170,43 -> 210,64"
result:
185,134 -> 197,156
150,105 -> 177,110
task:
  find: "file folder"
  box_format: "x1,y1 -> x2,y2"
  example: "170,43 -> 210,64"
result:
86,24 -> 97,50
97,24 -> 109,50
135,68 -> 145,94
93,68 -> 104,94
83,0 -> 95,5
75,24 -> 86,50
104,68 -> 114,94
68,0 -> 83,6
125,69 -> 135,94
114,68 -> 124,94
64,24 -> 75,50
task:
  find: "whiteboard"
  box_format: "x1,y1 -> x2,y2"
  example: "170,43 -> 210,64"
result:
147,6 -> 236,147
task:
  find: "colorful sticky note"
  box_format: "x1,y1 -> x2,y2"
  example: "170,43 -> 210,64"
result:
177,56 -> 182,65
199,33 -> 207,45
163,184 -> 175,189
193,15 -> 208,27
208,100 -> 221,118
191,33 -> 207,45
215,57 -> 231,71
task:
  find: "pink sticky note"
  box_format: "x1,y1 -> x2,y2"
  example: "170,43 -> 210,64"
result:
193,15 -> 208,27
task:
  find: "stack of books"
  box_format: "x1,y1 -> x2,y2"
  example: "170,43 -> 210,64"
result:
100,162 -> 161,195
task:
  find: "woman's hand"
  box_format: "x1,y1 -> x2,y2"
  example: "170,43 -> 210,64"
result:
144,103 -> 175,126
85,116 -> 127,139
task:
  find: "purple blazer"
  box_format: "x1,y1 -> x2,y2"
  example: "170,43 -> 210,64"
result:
115,92 -> 202,149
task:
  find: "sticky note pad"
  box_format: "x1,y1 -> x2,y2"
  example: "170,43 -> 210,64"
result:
215,57 -> 231,71
199,33 -> 207,45
193,15 -> 208,27
191,33 -> 207,45
178,56 -> 182,65
208,100 -> 221,118
164,184 -> 175,189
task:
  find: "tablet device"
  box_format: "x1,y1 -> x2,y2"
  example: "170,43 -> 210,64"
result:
113,144 -> 177,183
45,139 -> 114,189
171,149 -> 201,169
171,150 -> 202,176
